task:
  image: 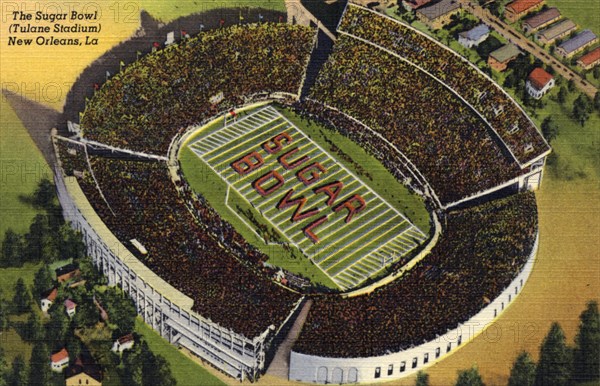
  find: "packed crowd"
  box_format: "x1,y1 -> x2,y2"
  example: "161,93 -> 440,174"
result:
55,137 -> 90,177
309,36 -> 520,204
81,23 -> 315,155
291,100 -> 434,203
174,168 -> 266,267
71,155 -> 299,339
338,5 -> 549,165
294,192 -> 538,358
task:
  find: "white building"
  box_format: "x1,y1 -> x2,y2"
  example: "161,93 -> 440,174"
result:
50,348 -> 69,373
40,288 -> 58,313
112,333 -> 135,353
458,24 -> 490,48
526,68 -> 555,99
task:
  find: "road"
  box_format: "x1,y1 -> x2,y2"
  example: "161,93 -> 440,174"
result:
460,0 -> 598,99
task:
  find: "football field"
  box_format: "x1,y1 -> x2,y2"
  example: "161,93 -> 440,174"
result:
189,106 -> 426,289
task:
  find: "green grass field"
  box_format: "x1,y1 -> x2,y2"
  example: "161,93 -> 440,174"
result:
141,0 -> 285,22
0,261 -> 43,363
0,95 -> 51,238
180,105 -> 339,289
545,0 -> 600,36
135,318 -> 226,386
180,104 -> 431,290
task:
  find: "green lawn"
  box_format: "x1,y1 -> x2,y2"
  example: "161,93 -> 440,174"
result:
0,262 -> 42,299
0,95 -> 51,239
141,0 -> 285,22
135,318 -> 226,386
0,261 -> 43,363
545,0 -> 600,36
533,88 -> 600,180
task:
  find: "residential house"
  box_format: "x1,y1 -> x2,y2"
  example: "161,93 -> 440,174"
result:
577,46 -> 600,70
526,67 -> 555,99
535,19 -> 577,45
56,263 -> 81,284
40,287 -> 58,313
522,7 -> 561,33
402,0 -> 434,11
64,299 -> 77,318
504,0 -> 544,23
416,0 -> 461,29
111,333 -> 135,353
65,354 -> 103,386
488,44 -> 522,71
458,24 -> 490,48
50,348 -> 69,373
556,29 -> 598,58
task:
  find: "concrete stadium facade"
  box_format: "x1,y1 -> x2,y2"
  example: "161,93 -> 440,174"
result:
53,157 -> 303,381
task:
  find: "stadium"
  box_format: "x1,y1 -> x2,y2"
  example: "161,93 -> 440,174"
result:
51,2 -> 550,384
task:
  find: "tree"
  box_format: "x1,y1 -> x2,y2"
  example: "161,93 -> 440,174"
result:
593,66 -> 600,80
12,278 -> 32,314
541,116 -> 559,142
557,86 -> 568,104
0,229 -> 24,267
32,265 -> 53,298
594,91 -> 600,112
28,342 -> 50,386
509,351 -> 536,386
31,178 -> 56,210
73,296 -> 99,329
57,224 -> 86,261
476,36 -> 502,60
572,301 -> 600,382
101,288 -> 136,334
0,290 -> 8,334
6,355 -> 27,386
24,311 -> 44,343
416,370 -> 430,386
567,79 -> 576,92
65,337 -> 82,366
572,93 -> 592,126
79,257 -> 106,287
24,215 -> 57,263
535,322 -> 572,386
455,366 -> 485,386
0,347 -> 7,386
46,303 -> 70,350
148,354 -> 176,386
121,344 -> 144,386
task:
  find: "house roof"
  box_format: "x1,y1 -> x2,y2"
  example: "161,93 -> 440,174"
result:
51,348 -> 69,363
404,0 -> 434,9
558,30 -> 598,54
506,0 -> 544,15
117,333 -> 134,345
489,44 -> 522,62
459,24 -> 490,41
43,287 -> 58,302
537,19 -> 576,41
578,46 -> 600,66
417,0 -> 460,20
528,67 -> 554,89
65,353 -> 103,382
523,7 -> 560,28
64,299 -> 77,309
55,263 -> 79,277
